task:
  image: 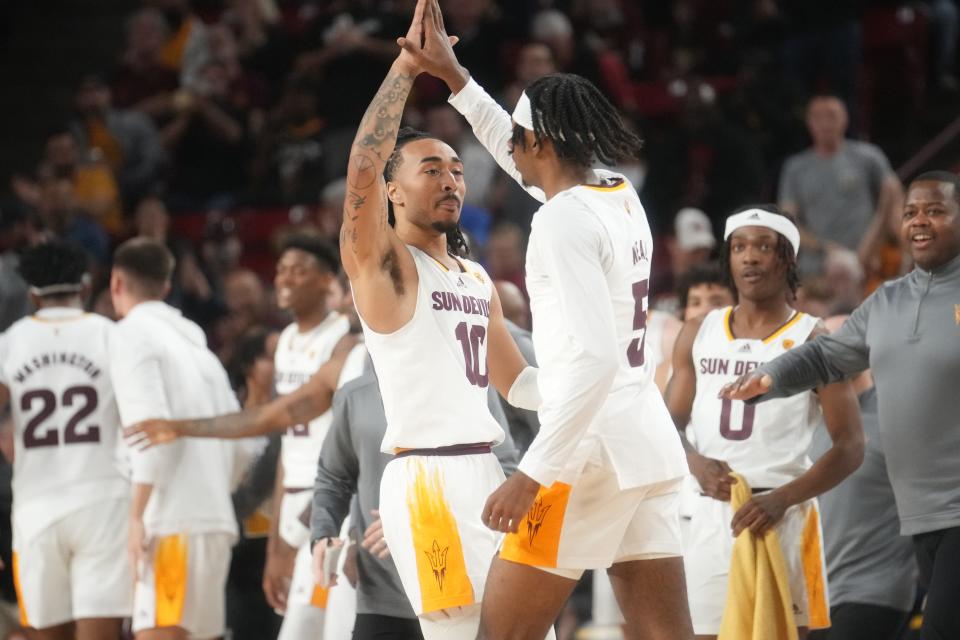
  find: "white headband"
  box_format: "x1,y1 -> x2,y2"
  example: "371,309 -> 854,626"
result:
512,92 -> 534,131
28,273 -> 91,297
724,208 -> 801,257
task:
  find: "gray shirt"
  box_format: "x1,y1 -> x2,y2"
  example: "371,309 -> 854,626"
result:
809,388 -> 917,611
755,253 -> 960,535
310,369 -> 519,618
779,141 -> 892,251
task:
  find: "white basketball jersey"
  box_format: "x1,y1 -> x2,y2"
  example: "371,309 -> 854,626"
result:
359,246 -> 505,452
690,307 -> 822,488
0,308 -> 128,545
274,312 -> 350,489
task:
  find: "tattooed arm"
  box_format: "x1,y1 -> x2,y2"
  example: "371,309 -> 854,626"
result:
125,335 -> 359,447
338,1 -> 430,333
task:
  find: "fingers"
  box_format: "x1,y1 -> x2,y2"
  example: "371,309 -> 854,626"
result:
448,35 -> 459,46
430,0 -> 443,33
311,542 -> 326,586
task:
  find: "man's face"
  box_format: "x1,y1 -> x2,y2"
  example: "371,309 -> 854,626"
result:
76,82 -> 111,115
684,283 -> 735,321
389,138 -> 466,235
46,134 -> 78,169
517,44 -> 556,84
806,98 -> 847,148
508,125 -> 540,188
274,248 -> 331,316
728,226 -> 789,301
901,180 -> 960,271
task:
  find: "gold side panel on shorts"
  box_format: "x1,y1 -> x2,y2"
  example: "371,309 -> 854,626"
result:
155,534 -> 189,628
406,461 -> 474,613
12,552 -> 29,627
801,507 -> 830,629
310,585 -> 329,609
500,482 -> 572,568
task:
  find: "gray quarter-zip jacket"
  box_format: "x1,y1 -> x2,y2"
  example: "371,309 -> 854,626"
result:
752,253 -> 960,536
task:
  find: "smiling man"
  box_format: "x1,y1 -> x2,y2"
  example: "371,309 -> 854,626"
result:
723,171 -> 960,639
664,205 -> 864,639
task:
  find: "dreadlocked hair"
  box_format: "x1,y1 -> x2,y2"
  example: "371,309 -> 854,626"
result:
719,204 -> 800,301
384,127 -> 470,258
513,73 -> 644,169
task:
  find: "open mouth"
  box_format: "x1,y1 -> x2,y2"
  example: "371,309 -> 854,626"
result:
911,233 -> 934,249
741,271 -> 764,283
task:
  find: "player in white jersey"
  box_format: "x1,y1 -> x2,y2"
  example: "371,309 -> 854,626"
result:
109,238 -> 259,640
401,4 -> 693,637
664,206 -> 864,639
0,242 -> 130,640
265,235 -> 352,639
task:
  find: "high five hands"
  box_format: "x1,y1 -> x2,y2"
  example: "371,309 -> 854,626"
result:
396,0 -> 469,91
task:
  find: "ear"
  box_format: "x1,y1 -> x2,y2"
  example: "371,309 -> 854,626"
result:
109,270 -> 122,296
386,181 -> 404,208
161,281 -> 172,300
28,292 -> 42,309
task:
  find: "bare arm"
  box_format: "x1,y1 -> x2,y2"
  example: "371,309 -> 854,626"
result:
125,335 -> 358,445
486,285 -> 532,398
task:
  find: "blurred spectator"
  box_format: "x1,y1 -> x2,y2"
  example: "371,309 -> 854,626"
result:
149,0 -> 211,87
424,104 -> 496,210
40,128 -> 124,235
0,200 -> 40,331
34,176 -> 109,268
494,278 -> 529,331
822,246 -> 865,315
206,24 -> 270,123
252,77 -> 329,205
71,74 -> 166,209
221,0 -> 293,84
485,222 -> 526,296
777,0 -> 862,130
215,268 -> 272,362
653,207 -> 716,303
501,42 -> 557,108
134,195 -> 221,324
675,261 -> 735,321
778,95 -> 903,276
161,59 -> 250,210
111,8 -> 180,113
443,0 -> 508,95
294,0 -> 407,163
794,275 -> 834,320
923,0 -> 959,92
530,10 -> 605,93
640,82 -> 765,231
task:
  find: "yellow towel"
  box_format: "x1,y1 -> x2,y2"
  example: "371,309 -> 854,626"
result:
718,473 -> 798,640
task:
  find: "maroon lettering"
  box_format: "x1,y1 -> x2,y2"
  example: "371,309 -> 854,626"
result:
431,291 -> 444,310
626,279 -> 649,367
719,398 -> 755,441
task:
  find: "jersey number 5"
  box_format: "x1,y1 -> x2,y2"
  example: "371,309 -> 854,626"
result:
455,322 -> 489,388
21,386 -> 101,449
626,280 -> 649,367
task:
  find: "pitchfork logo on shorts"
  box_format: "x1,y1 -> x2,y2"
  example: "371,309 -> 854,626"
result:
526,497 -> 552,546
425,539 -> 449,591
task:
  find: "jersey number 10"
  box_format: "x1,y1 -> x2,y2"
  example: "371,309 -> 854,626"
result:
455,322 -> 489,388
20,386 -> 101,449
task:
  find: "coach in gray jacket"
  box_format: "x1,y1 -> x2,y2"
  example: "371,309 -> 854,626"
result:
310,363 -> 519,639
723,171 -> 960,640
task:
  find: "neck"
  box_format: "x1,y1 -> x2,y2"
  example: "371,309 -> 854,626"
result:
735,295 -> 793,326
917,250 -> 960,273
814,139 -> 842,156
396,219 -> 452,265
540,163 -> 594,200
38,296 -> 84,310
294,305 -> 330,332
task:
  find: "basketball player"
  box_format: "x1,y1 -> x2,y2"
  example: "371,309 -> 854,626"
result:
404,3 -> 693,637
109,238 -> 258,640
0,241 -> 130,640
663,206 -> 864,639
264,235 -> 351,639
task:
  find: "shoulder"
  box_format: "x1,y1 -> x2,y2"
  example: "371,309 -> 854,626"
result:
782,150 -> 814,173
847,141 -> 890,166
531,193 -> 604,245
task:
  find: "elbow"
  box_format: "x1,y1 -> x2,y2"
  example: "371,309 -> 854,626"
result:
836,431 -> 866,476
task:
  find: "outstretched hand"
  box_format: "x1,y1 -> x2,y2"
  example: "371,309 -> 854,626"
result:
124,419 -> 181,450
397,0 -> 467,90
718,371 -> 772,402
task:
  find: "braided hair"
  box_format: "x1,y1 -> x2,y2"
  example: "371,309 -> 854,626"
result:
719,204 -> 800,300
511,73 -> 644,168
384,127 -> 470,258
